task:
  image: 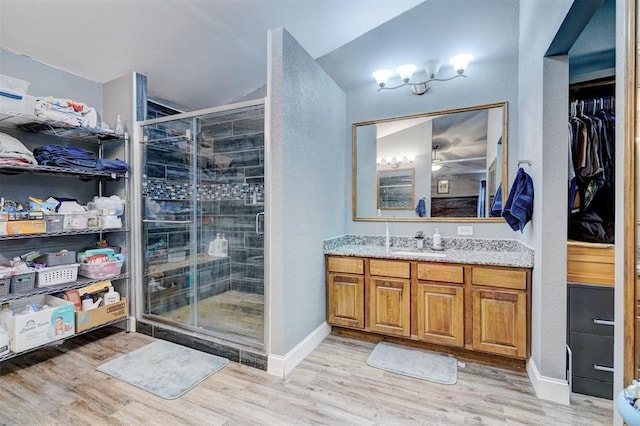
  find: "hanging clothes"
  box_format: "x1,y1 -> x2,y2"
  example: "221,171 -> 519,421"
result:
567,96 -> 615,243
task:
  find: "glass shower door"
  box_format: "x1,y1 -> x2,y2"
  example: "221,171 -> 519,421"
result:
140,102 -> 265,349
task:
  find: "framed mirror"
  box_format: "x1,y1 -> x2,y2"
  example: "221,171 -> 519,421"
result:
353,102 -> 508,221
377,168 -> 415,210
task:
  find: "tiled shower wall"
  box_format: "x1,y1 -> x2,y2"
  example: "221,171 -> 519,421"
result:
200,107 -> 265,295
143,105 -> 265,299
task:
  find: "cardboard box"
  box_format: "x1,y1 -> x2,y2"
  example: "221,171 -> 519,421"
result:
0,295 -> 75,353
75,297 -> 127,333
0,220 -> 46,236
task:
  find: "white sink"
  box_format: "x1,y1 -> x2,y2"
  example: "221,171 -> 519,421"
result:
392,250 -> 447,258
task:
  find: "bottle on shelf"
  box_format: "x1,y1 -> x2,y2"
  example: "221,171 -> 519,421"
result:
104,286 -> 120,305
115,115 -> 124,136
219,233 -> 228,257
209,233 -> 221,257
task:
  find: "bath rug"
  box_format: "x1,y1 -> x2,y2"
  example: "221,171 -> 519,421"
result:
367,342 -> 457,385
97,339 -> 228,399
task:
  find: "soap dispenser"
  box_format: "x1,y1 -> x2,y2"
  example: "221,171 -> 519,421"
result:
432,228 -> 442,250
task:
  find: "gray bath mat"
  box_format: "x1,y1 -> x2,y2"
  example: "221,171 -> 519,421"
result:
367,342 -> 457,385
97,340 -> 229,399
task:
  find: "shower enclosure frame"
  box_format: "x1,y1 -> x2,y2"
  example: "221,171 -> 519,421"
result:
130,98 -> 268,352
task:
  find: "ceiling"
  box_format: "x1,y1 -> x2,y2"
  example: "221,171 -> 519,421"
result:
0,0 -> 424,111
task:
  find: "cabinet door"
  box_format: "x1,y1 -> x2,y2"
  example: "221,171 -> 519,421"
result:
369,277 -> 410,337
327,273 -> 365,329
472,289 -> 527,358
416,283 -> 464,347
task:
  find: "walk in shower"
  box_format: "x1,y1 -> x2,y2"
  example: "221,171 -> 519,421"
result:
137,100 -> 265,349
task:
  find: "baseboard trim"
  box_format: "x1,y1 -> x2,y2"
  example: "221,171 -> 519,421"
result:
527,357 -> 570,405
267,322 -> 331,377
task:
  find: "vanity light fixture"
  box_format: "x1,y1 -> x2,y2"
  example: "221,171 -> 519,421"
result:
373,54 -> 473,95
377,156 -> 413,168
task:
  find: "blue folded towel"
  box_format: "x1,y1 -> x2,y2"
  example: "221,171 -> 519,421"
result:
415,198 -> 426,217
502,168 -> 534,232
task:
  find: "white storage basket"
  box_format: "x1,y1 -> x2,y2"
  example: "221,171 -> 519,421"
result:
36,264 -> 79,287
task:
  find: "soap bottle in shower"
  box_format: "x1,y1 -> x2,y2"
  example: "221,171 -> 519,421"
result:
209,233 -> 221,257
219,233 -> 228,257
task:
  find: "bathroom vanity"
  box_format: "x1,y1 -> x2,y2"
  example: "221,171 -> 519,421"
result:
324,235 -> 533,364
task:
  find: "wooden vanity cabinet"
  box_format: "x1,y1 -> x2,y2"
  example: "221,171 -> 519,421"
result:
326,256 -> 365,329
415,263 -> 465,347
368,259 -> 411,337
325,255 -> 531,361
471,266 -> 529,358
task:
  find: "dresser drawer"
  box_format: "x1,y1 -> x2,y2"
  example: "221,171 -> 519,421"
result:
369,259 -> 410,278
471,266 -> 527,290
568,284 -> 614,336
571,376 -> 612,400
416,263 -> 464,283
327,257 -> 364,275
569,331 -> 613,382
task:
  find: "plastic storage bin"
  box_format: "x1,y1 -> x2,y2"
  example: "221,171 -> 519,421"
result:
44,215 -> 65,233
35,251 -> 76,267
0,90 -> 36,116
78,260 -> 124,279
10,271 -> 36,293
0,74 -> 30,93
0,278 -> 9,296
36,264 -> 79,287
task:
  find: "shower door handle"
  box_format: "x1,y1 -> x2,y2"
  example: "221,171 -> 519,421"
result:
256,212 -> 265,235
143,219 -> 192,224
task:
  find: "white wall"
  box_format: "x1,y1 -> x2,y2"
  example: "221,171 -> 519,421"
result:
326,0 -> 520,239
518,0 -> 574,404
1,48 -> 102,115
267,28 -> 346,359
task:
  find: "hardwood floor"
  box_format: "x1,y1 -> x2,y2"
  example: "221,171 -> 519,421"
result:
0,327 -> 612,425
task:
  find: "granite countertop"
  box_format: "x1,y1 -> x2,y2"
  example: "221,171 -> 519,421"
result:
324,234 -> 534,269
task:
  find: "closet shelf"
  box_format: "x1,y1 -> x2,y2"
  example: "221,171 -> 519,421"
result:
0,273 -> 129,304
0,227 -> 129,241
0,318 -> 127,363
0,163 -> 127,180
0,111 -> 123,143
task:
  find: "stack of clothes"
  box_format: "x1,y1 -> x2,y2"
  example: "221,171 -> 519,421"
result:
34,96 -> 99,129
33,144 -> 128,173
0,132 -> 38,166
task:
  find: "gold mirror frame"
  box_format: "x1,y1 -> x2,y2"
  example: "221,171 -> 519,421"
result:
352,102 -> 509,222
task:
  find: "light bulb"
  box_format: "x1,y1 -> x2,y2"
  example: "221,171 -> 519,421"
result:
396,64 -> 417,83
424,60 -> 442,79
373,69 -> 393,88
449,54 -> 473,75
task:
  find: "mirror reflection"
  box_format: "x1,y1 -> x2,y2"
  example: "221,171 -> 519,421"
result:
353,102 -> 507,221
377,168 -> 415,210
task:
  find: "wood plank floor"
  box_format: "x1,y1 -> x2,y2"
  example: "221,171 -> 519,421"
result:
0,327 -> 612,425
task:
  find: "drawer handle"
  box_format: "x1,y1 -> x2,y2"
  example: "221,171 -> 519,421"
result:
592,318 -> 614,326
593,364 -> 614,373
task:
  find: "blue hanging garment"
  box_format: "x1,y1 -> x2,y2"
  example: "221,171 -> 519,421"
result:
502,167 -> 534,232
415,198 -> 426,217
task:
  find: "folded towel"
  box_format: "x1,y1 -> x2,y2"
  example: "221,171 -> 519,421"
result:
415,198 -> 426,217
502,167 -> 534,232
